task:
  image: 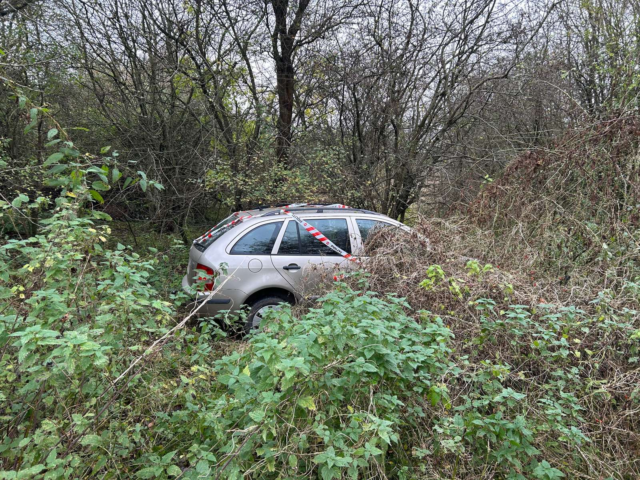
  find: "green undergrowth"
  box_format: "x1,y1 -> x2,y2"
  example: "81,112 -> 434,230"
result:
1,107 -> 639,479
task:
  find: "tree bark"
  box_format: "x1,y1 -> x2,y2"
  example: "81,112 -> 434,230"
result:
269,0 -> 310,166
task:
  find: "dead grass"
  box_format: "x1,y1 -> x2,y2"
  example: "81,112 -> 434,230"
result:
348,217 -> 639,478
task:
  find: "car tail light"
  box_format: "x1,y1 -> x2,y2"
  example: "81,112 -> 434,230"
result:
195,263 -> 216,291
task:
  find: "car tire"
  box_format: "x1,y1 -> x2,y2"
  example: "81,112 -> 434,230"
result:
244,296 -> 292,334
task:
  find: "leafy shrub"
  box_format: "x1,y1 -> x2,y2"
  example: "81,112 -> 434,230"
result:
160,285 -> 453,479
357,227 -> 640,479
0,130 -> 176,478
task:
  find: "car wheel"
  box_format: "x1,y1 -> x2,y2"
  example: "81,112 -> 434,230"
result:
244,296 -> 292,334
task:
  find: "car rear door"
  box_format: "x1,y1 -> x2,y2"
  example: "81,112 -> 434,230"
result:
270,216 -> 355,295
351,217 -> 397,255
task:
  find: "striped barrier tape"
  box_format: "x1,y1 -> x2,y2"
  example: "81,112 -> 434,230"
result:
194,211 -> 253,243
195,204 -> 351,243
280,209 -> 359,264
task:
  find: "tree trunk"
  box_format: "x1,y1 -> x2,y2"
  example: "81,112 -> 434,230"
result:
275,53 -> 295,165
269,0 -> 310,166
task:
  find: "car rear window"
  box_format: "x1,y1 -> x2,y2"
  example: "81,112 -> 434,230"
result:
277,218 -> 351,255
356,219 -> 393,243
230,222 -> 283,255
194,214 -> 244,251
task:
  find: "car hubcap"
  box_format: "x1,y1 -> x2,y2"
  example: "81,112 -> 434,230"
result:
252,304 -> 281,330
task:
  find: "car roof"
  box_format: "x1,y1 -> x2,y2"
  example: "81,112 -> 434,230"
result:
244,206 -> 387,218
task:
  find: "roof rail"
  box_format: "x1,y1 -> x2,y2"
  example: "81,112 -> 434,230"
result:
262,207 -> 383,216
251,202 -> 336,210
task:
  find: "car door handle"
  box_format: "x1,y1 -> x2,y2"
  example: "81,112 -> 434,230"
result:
283,264 -> 301,271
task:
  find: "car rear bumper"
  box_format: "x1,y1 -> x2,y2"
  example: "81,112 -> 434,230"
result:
181,275 -> 246,317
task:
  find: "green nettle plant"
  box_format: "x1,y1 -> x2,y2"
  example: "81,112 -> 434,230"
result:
418,263 -> 639,479
160,286 -> 454,479
0,130 -> 173,478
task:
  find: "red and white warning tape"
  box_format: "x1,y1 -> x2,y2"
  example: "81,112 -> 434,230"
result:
194,204 -> 352,244
280,209 -> 359,264
194,211 -> 253,243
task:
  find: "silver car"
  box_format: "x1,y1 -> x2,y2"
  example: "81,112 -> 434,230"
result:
182,205 -> 410,331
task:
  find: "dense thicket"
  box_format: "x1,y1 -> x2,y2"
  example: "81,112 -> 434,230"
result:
1,0 -> 639,478
3,0 -> 639,231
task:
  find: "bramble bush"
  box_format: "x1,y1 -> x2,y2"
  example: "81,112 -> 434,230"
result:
0,166 -> 459,478
0,123 -> 177,478
158,285 -> 453,479
2,97 -> 638,479
360,218 -> 640,478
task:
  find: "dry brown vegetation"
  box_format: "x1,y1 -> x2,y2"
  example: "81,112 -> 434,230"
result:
346,116 -> 639,478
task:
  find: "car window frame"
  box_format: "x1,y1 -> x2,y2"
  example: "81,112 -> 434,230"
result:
356,218 -> 394,243
226,220 -> 284,256
272,217 -> 355,256
352,216 -> 404,255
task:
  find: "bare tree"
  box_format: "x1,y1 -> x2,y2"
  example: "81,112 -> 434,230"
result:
0,0 -> 38,17
264,0 -> 357,165
309,0 -> 555,219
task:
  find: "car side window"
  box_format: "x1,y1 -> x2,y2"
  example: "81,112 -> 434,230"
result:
276,218 -> 352,255
278,221 -> 301,254
301,218 -> 351,255
230,221 -> 283,255
356,219 -> 393,243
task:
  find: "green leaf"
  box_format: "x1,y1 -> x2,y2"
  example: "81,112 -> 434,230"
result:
123,177 -> 133,189
16,464 -> 45,479
112,167 -> 122,183
87,166 -> 108,183
11,194 -> 29,208
195,460 -> 209,474
136,466 -> 161,479
533,460 -> 565,479
44,152 -> 64,166
100,145 -> 111,154
47,128 -> 59,140
48,164 -> 67,175
46,448 -> 57,465
18,96 -> 26,109
249,410 -> 265,422
166,465 -> 181,477
140,179 -> 147,192
362,363 -> 378,373
92,181 -> 109,191
320,465 -> 336,480
80,435 -> 103,447
89,190 -> 104,204
161,451 -> 176,464
297,396 -> 316,411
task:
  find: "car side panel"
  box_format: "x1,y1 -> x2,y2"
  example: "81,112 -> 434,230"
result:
270,217 -> 357,296
199,220 -> 294,309
184,212 -> 409,316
